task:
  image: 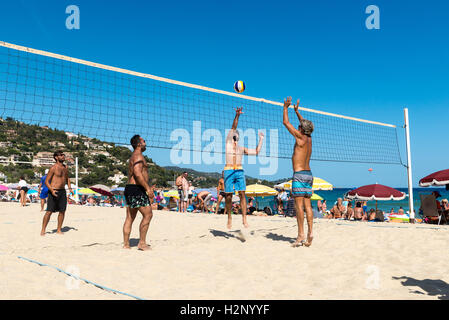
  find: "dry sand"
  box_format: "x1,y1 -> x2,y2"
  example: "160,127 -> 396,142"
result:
1,202 -> 448,300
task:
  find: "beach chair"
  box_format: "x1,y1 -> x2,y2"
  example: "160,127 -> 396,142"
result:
420,194 -> 445,225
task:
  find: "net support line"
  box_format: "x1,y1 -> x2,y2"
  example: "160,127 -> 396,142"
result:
0,40 -> 395,128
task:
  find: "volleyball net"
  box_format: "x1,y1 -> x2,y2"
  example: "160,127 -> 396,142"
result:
0,41 -> 403,165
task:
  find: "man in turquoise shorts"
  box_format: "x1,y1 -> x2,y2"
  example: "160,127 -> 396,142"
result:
283,97 -> 315,247
224,107 -> 264,229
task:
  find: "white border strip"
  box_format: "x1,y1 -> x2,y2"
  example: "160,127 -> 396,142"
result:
0,40 -> 395,128
419,179 -> 449,187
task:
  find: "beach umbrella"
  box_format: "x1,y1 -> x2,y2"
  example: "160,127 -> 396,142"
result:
77,188 -> 100,196
310,193 -> 323,201
274,181 -> 291,189
346,183 -> 406,211
274,177 -> 333,191
419,169 -> 449,190
164,189 -> 179,199
242,184 -> 278,197
89,184 -> 113,197
0,185 -> 8,191
312,177 -> 333,191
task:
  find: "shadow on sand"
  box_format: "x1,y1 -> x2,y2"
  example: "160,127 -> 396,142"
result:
265,232 -> 296,244
49,226 -> 78,234
209,229 -> 246,243
393,276 -> 449,300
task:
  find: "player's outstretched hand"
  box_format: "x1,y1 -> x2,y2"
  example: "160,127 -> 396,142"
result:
294,99 -> 300,112
234,107 -> 243,115
284,97 -> 292,108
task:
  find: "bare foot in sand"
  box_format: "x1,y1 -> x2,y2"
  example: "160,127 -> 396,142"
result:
40,231 -> 46,236
137,243 -> 151,251
227,218 -> 232,229
123,244 -> 131,249
242,220 -> 249,228
291,237 -> 306,248
56,231 -> 64,235
304,234 -> 313,247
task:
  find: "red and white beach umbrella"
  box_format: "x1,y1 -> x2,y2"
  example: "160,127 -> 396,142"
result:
346,184 -> 406,212
89,184 -> 113,197
346,184 -> 406,201
419,169 -> 449,189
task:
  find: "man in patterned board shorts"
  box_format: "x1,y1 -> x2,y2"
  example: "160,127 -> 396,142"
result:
122,135 -> 155,251
283,97 -> 315,247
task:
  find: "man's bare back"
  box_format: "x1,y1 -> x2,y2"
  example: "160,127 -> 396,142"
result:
292,135 -> 312,172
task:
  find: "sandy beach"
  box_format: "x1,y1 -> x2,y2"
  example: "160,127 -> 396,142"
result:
1,202 -> 448,300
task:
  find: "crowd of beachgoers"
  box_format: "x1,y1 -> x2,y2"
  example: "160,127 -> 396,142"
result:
2,176 -> 448,224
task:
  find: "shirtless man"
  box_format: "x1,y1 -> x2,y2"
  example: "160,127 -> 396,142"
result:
122,135 -> 154,251
195,190 -> 212,213
215,171 -> 226,215
40,151 -> 73,236
283,97 -> 314,247
224,107 -> 264,229
176,172 -> 189,212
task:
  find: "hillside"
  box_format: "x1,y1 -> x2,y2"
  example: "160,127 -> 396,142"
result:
0,118 -> 283,188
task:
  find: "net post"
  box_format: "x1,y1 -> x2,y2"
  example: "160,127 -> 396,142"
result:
404,108 -> 415,223
75,157 -> 79,203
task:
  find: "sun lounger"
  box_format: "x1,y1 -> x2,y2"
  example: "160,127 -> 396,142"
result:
420,194 -> 445,225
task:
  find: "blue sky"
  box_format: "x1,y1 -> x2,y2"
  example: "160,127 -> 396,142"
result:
0,0 -> 448,187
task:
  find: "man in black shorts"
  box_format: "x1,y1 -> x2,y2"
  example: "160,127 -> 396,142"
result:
41,151 -> 73,236
122,135 -> 154,251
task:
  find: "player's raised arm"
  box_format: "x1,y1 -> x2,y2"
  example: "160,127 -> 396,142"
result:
231,107 -> 243,130
293,99 -> 304,122
283,97 -> 301,138
244,132 -> 264,155
227,107 -> 243,142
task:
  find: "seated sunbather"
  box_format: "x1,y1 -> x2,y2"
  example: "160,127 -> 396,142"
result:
353,202 -> 363,220
345,202 -> 354,220
328,198 -> 344,219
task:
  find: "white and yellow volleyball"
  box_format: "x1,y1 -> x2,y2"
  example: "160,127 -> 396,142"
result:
234,80 -> 245,93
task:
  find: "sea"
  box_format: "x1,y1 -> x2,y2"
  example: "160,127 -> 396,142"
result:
312,187 -> 449,215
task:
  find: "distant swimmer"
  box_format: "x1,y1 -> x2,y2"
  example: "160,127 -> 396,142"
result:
224,107 -> 264,229
40,151 -> 73,236
282,97 -> 314,247
122,135 -> 154,251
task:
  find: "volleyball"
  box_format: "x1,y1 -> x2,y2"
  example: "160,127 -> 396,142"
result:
234,80 -> 245,93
